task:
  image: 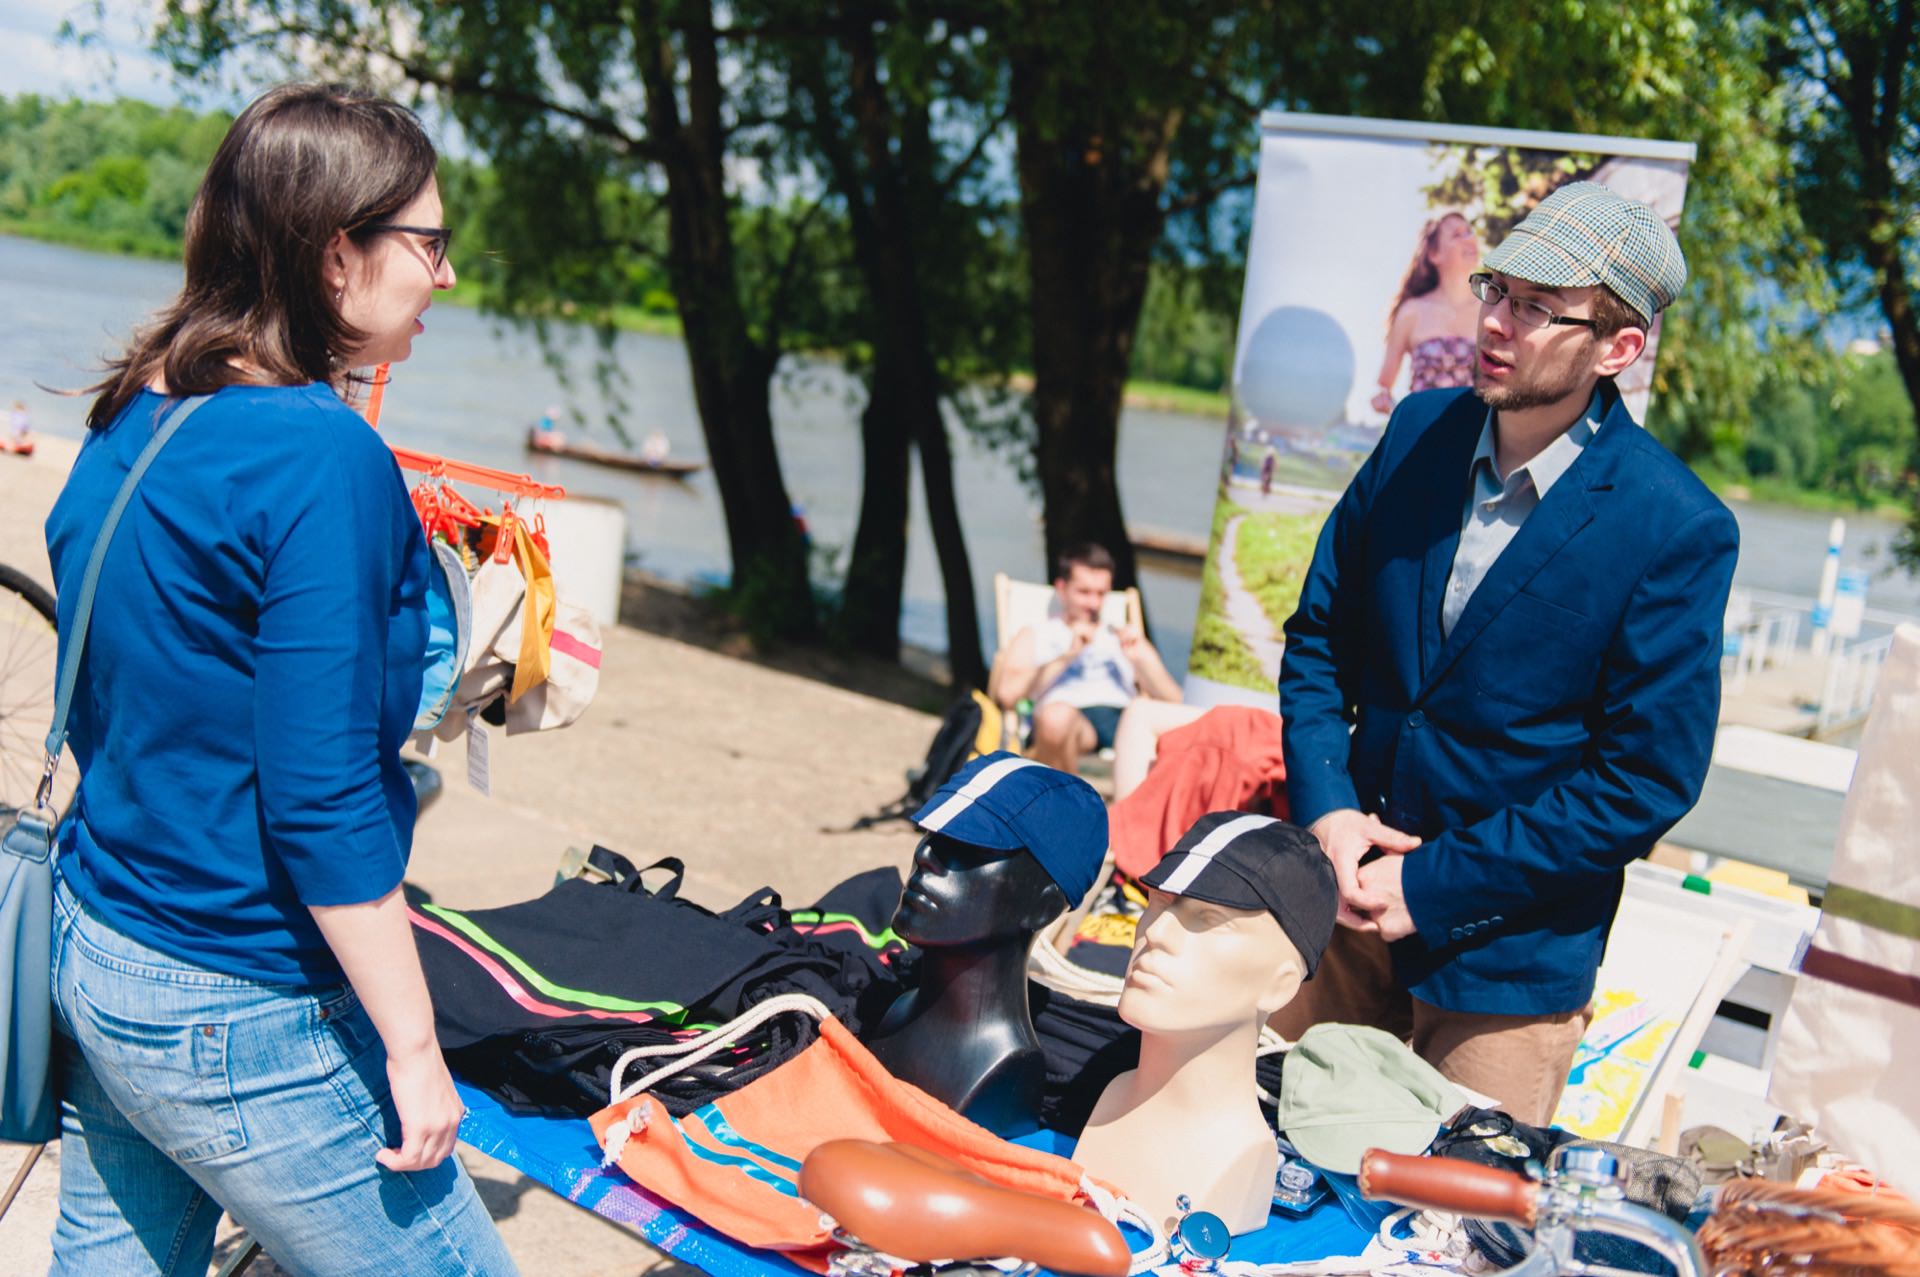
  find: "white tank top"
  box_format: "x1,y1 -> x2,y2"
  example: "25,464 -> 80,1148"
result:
1031,617 -> 1137,710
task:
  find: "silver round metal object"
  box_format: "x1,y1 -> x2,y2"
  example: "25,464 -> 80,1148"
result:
1176,1209 -> 1232,1261
1554,1144 -> 1623,1185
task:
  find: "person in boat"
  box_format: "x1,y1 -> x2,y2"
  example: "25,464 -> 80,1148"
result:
529,403 -> 566,451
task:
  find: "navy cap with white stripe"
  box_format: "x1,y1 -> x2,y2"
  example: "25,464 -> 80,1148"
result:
912,752 -> 1108,905
1141,813 -> 1338,977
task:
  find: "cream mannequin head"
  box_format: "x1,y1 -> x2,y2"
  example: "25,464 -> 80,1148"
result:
1072,813 -> 1340,1236
1120,888 -> 1306,1035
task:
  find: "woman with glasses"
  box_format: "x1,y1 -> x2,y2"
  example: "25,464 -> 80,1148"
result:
1371,211 -> 1482,415
43,84 -> 514,1273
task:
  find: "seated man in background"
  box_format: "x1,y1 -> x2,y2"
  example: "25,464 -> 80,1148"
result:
991,543 -> 1182,771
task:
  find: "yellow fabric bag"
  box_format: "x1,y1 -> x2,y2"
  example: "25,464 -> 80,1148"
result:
507,517 -> 555,704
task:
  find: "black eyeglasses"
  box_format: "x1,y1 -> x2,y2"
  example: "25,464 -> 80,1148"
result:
358,222 -> 452,270
1469,272 -> 1596,330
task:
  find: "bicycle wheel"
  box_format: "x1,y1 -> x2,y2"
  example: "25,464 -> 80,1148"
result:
0,563 -> 66,817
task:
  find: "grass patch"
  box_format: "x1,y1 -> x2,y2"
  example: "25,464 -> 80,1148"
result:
1233,508 -> 1326,638
1186,491 -> 1267,690
1693,464 -> 1912,521
0,220 -> 176,260
1190,610 -> 1266,688
1124,379 -> 1229,420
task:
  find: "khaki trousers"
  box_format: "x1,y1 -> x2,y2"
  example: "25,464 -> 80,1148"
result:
1269,926 -> 1591,1127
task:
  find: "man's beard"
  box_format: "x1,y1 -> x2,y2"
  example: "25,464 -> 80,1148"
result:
1472,345 -> 1594,412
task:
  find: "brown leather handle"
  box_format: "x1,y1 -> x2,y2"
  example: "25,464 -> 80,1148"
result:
1357,1149 -> 1539,1227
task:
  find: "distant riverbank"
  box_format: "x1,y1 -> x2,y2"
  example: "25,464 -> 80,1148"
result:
0,225 -> 1229,420
3,226 -> 1906,528
7,230 -> 1916,627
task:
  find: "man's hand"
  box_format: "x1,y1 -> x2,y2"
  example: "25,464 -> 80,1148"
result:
1114,625 -> 1184,700
1067,619 -> 1097,654
1352,853 -> 1416,942
1308,808 -> 1422,930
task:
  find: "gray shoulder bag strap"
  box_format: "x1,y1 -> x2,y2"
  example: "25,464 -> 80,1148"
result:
23,393 -> 215,831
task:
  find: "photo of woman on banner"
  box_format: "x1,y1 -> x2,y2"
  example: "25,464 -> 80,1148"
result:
1183,119 -> 1695,708
1370,211 -> 1481,414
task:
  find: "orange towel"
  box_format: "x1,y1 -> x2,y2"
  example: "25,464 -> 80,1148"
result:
1109,705 -> 1287,878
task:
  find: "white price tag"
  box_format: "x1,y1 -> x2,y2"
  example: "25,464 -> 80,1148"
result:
465,712 -> 492,796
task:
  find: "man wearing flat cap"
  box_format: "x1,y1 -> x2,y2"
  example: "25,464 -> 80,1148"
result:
1276,183 -> 1738,1124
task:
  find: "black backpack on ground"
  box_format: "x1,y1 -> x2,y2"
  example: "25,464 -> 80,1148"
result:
841,690 -> 1008,831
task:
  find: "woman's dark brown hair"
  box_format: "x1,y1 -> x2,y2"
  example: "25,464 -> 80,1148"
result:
1385,211 -> 1470,332
85,83 -> 438,431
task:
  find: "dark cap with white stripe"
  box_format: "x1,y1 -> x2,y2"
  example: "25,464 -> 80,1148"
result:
912,752 -> 1109,904
1141,813 -> 1338,977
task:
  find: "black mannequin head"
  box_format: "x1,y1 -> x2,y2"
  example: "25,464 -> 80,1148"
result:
891,832 -> 1069,948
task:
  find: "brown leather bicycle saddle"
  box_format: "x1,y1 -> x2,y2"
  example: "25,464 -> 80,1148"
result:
798,1139 -> 1130,1276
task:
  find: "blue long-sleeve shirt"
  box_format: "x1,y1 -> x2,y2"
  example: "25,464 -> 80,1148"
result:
46,384 -> 429,986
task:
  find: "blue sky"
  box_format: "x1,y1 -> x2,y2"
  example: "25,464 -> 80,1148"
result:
1,1 -> 182,104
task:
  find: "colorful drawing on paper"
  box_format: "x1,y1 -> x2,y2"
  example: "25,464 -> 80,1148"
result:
1552,989 -> 1681,1140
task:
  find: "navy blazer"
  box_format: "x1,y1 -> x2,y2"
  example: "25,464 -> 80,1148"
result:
1279,383 -> 1738,1015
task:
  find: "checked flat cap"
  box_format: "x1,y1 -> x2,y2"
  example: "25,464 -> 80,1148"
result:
1482,181 -> 1686,327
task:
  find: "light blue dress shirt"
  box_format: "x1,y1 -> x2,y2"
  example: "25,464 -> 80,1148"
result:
1441,389 -> 1604,638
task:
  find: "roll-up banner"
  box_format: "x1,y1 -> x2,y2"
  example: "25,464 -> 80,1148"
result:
1184,113 -> 1695,706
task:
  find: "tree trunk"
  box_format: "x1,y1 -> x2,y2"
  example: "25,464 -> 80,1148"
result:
844,27 -> 986,687
1869,236 -> 1920,439
1006,47 -> 1179,604
634,3 -> 815,637
843,374 -> 914,658
1854,2 -> 1920,434
796,28 -> 987,686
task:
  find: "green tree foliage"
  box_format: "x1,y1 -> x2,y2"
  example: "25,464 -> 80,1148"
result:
17,0 -> 1920,674
0,95 -> 229,255
1130,264 -> 1236,394
1758,0 -> 1920,564
1266,0 -> 1834,464
1743,349 -> 1918,506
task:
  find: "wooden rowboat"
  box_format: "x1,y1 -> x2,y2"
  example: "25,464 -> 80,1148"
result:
525,428 -> 706,477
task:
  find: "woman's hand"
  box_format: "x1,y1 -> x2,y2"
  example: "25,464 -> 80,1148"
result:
309,885 -> 465,1174
1371,389 -> 1395,415
378,1045 -> 465,1172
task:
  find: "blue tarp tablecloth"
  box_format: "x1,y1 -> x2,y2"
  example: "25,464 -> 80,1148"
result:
455,1080 -> 1376,1274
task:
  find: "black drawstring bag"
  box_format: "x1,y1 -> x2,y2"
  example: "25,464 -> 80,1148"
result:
414,847 -> 850,1050
427,853 -> 912,1118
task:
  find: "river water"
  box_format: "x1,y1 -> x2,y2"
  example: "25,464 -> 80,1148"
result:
5,235 -> 1916,674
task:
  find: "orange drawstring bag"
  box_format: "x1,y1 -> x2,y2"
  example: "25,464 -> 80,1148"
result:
588,1004 -> 1118,1270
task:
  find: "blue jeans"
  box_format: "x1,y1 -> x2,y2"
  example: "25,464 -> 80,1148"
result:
49,877 -> 518,1275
